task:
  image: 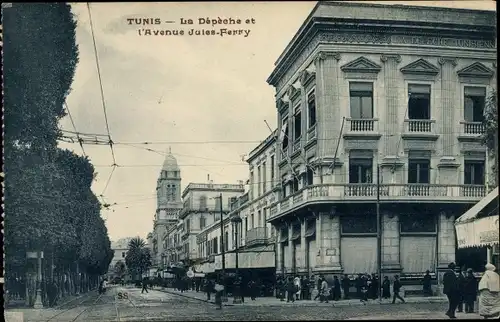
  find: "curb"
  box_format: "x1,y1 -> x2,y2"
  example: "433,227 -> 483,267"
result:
156,288 -> 234,307
154,289 -> 447,308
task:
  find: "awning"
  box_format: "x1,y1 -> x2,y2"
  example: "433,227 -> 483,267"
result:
456,214 -> 499,249
279,233 -> 288,243
291,228 -> 301,241
455,187 -> 498,224
305,223 -> 316,238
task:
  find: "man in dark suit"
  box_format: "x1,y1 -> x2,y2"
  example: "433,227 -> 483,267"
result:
443,262 -> 459,319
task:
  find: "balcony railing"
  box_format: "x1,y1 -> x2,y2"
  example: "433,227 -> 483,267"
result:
307,125 -> 317,142
461,121 -> 485,135
245,227 -> 268,247
270,183 -> 487,220
292,139 -> 301,154
404,119 -> 435,133
347,118 -> 378,133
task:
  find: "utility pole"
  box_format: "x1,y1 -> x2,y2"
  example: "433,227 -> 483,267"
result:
219,193 -> 227,302
376,164 -> 382,302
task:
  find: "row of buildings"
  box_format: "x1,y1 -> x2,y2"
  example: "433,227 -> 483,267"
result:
147,2 -> 497,295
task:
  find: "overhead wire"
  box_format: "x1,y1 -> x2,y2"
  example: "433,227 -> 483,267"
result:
64,102 -> 86,158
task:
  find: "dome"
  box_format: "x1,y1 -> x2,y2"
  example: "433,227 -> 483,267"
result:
162,147 -> 179,171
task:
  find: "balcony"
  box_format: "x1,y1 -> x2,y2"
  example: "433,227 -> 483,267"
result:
292,138 -> 302,155
306,125 -> 317,144
458,121 -> 485,141
245,227 -> 268,247
402,119 -> 438,140
268,183 -> 487,221
343,118 -> 381,140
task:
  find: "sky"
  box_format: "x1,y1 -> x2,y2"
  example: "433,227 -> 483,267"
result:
61,1 -> 496,242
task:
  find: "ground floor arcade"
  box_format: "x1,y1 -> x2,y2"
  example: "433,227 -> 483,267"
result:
271,203 -> 472,295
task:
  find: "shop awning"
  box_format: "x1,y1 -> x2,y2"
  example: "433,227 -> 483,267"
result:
456,214 -> 499,249
305,223 -> 316,238
455,187 -> 498,224
279,233 -> 288,243
291,229 -> 301,241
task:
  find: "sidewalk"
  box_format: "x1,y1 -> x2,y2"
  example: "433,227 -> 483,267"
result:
155,287 -> 448,307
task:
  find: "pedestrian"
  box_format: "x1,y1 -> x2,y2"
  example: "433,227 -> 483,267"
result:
333,276 -> 341,301
214,280 -> 224,310
205,279 -> 213,301
360,275 -> 369,304
279,276 -> 286,301
341,274 -> 350,299
392,275 -> 405,304
371,274 -> 379,300
301,276 -> 308,300
320,278 -> 330,303
355,273 -> 363,299
141,277 -> 149,294
422,270 -> 432,296
463,268 -> 478,314
294,276 -> 301,301
478,263 -> 500,319
286,277 -> 296,303
314,276 -> 322,301
457,268 -> 466,313
248,279 -> 257,301
382,276 -> 391,299
443,262 -> 459,319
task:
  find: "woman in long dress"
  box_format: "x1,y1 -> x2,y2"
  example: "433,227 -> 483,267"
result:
478,263 -> 500,319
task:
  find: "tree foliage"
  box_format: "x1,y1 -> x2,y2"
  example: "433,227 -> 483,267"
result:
4,3 -> 113,278
125,238 -> 152,279
482,88 -> 498,187
114,261 -> 127,279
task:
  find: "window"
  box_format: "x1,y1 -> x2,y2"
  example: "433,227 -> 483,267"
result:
225,231 -> 229,251
306,167 -> 314,186
213,237 -> 218,255
258,210 -> 262,227
199,195 -> 207,210
214,196 -> 221,212
122,252 -> 126,258
249,171 -> 254,199
229,196 -> 237,208
349,152 -> 373,183
281,117 -> 289,150
185,219 -> 191,233
270,156 -> 275,187
408,153 -> 431,184
262,161 -> 267,194
250,213 -> 254,229
307,91 -> 316,128
199,216 -> 206,229
294,109 -> 302,140
292,175 -> 299,192
408,84 -> 431,120
257,165 -> 262,196
263,208 -> 267,226
464,161 -> 485,185
464,87 -> 486,122
245,217 -> 248,232
349,83 -> 373,119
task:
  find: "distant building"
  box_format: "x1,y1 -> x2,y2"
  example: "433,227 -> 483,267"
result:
164,181 -> 245,267
150,149 -> 183,271
108,237 -> 137,280
195,131 -> 278,284
266,1 -> 496,294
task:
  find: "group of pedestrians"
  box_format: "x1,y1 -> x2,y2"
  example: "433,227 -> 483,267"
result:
443,262 -> 500,319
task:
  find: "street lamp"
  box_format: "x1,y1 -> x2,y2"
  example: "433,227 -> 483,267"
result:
231,213 -> 243,304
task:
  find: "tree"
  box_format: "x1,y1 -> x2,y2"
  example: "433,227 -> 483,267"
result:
482,88 -> 498,188
114,261 -> 126,279
125,238 -> 152,280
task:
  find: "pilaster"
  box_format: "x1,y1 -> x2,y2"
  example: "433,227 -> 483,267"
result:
380,54 -> 402,158
276,225 -> 283,273
287,223 -> 293,274
438,57 -> 459,162
314,210 -> 342,273
381,212 -> 402,273
437,211 -> 456,295
298,218 -> 307,273
315,52 -> 341,158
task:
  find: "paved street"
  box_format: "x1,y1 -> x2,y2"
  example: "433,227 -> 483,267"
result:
5,285 -> 481,321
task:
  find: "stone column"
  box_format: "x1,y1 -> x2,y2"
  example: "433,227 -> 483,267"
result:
380,54 -> 402,158
275,225 -> 282,273
314,52 -> 341,159
438,57 -> 458,160
437,211 -> 456,295
287,223 -> 293,275
381,212 -> 401,275
299,218 -> 307,273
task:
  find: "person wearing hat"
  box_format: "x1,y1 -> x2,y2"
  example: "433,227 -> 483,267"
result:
443,262 -> 460,319
392,275 -> 405,304
463,268 -> 478,314
478,263 -> 500,319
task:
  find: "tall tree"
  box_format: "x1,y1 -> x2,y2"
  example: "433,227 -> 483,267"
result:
482,88 -> 498,188
125,238 -> 152,280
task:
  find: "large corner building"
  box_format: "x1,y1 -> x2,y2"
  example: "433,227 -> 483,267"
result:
266,2 -> 496,294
